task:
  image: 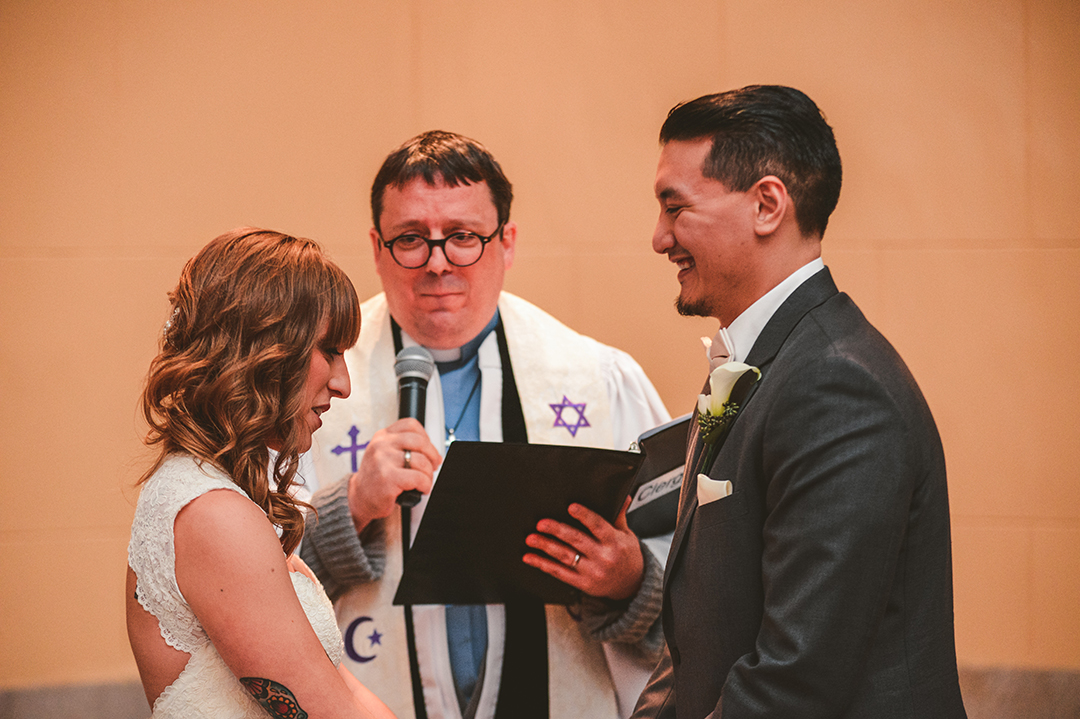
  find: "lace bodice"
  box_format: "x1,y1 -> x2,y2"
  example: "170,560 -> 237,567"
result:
128,454 -> 344,717
129,455 -> 241,653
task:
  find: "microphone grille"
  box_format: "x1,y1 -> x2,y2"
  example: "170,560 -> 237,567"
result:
394,345 -> 436,381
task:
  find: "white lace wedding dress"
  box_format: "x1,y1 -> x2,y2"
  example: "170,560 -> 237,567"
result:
128,454 -> 345,718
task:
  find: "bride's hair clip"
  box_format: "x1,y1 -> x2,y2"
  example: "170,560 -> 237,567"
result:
162,306 -> 181,347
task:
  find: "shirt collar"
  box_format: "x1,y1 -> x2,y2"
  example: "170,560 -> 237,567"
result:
725,258 -> 824,364
429,310 -> 500,370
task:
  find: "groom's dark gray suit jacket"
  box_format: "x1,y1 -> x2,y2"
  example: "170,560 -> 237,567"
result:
633,269 -> 966,718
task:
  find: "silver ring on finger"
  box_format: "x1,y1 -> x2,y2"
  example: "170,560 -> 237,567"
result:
403,449 -> 412,469
571,553 -> 581,569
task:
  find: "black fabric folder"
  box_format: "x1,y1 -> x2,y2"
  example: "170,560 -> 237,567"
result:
393,414 -> 691,606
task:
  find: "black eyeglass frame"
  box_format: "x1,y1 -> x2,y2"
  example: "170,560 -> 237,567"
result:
379,222 -> 506,269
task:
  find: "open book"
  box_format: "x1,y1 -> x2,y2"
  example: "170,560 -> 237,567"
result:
393,414 -> 691,605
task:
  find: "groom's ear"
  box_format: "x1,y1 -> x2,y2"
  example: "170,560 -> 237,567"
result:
751,176 -> 789,237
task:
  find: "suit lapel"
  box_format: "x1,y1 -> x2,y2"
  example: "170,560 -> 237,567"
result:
742,267 -> 838,369
664,268 -> 840,585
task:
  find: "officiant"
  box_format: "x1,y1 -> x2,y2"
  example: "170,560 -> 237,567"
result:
300,130 -> 670,719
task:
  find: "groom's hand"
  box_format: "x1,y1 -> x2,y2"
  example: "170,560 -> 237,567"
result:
523,498 -> 644,601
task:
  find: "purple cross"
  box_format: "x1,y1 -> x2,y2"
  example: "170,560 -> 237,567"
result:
331,425 -> 369,472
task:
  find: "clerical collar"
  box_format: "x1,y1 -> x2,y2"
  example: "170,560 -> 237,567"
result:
429,311 -> 500,372
725,258 -> 824,363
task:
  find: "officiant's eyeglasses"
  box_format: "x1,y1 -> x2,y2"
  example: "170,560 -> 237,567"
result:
379,223 -> 505,269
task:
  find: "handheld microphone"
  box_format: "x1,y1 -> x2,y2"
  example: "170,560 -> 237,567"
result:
394,346 -> 435,507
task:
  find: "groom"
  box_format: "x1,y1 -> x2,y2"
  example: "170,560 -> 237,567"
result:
632,86 -> 967,718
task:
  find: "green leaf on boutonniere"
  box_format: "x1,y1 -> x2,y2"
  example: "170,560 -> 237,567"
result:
699,402 -> 740,443
695,362 -> 761,475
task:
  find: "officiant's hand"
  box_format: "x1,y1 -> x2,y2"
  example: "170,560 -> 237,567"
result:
523,498 -> 644,601
347,418 -> 441,534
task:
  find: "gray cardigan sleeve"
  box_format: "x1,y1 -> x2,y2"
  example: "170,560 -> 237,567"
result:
299,477 -> 386,601
577,539 -> 665,656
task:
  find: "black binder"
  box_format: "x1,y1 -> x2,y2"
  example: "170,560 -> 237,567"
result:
625,413 -> 691,538
393,414 -> 691,606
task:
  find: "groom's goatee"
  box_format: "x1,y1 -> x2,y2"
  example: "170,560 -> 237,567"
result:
675,296 -> 711,318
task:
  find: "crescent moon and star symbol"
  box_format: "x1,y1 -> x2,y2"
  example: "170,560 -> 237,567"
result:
344,616 -> 383,663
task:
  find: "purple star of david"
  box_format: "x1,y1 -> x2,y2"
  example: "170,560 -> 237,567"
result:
331,425 -> 369,472
550,395 -> 590,437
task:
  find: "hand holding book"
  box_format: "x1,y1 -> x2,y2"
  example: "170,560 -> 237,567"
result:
523,497 -> 645,601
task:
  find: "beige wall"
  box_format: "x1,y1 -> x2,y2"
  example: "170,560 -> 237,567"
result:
2,0 -> 1077,690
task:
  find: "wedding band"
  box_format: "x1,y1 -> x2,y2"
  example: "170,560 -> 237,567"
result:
403,449 -> 412,469
571,553 -> 581,569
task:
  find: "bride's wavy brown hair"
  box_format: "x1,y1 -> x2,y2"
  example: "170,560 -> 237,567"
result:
140,228 -> 361,555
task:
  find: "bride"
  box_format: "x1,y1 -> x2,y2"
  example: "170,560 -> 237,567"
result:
126,228 -> 396,718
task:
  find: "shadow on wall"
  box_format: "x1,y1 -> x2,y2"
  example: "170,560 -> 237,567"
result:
958,668 -> 1080,719
0,681 -> 146,719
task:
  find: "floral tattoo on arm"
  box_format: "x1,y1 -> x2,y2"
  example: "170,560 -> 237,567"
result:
240,677 -> 308,719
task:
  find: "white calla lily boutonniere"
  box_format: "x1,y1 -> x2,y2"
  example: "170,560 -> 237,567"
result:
696,362 -> 761,477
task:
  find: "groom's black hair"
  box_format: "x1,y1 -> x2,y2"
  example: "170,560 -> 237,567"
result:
661,85 -> 842,239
